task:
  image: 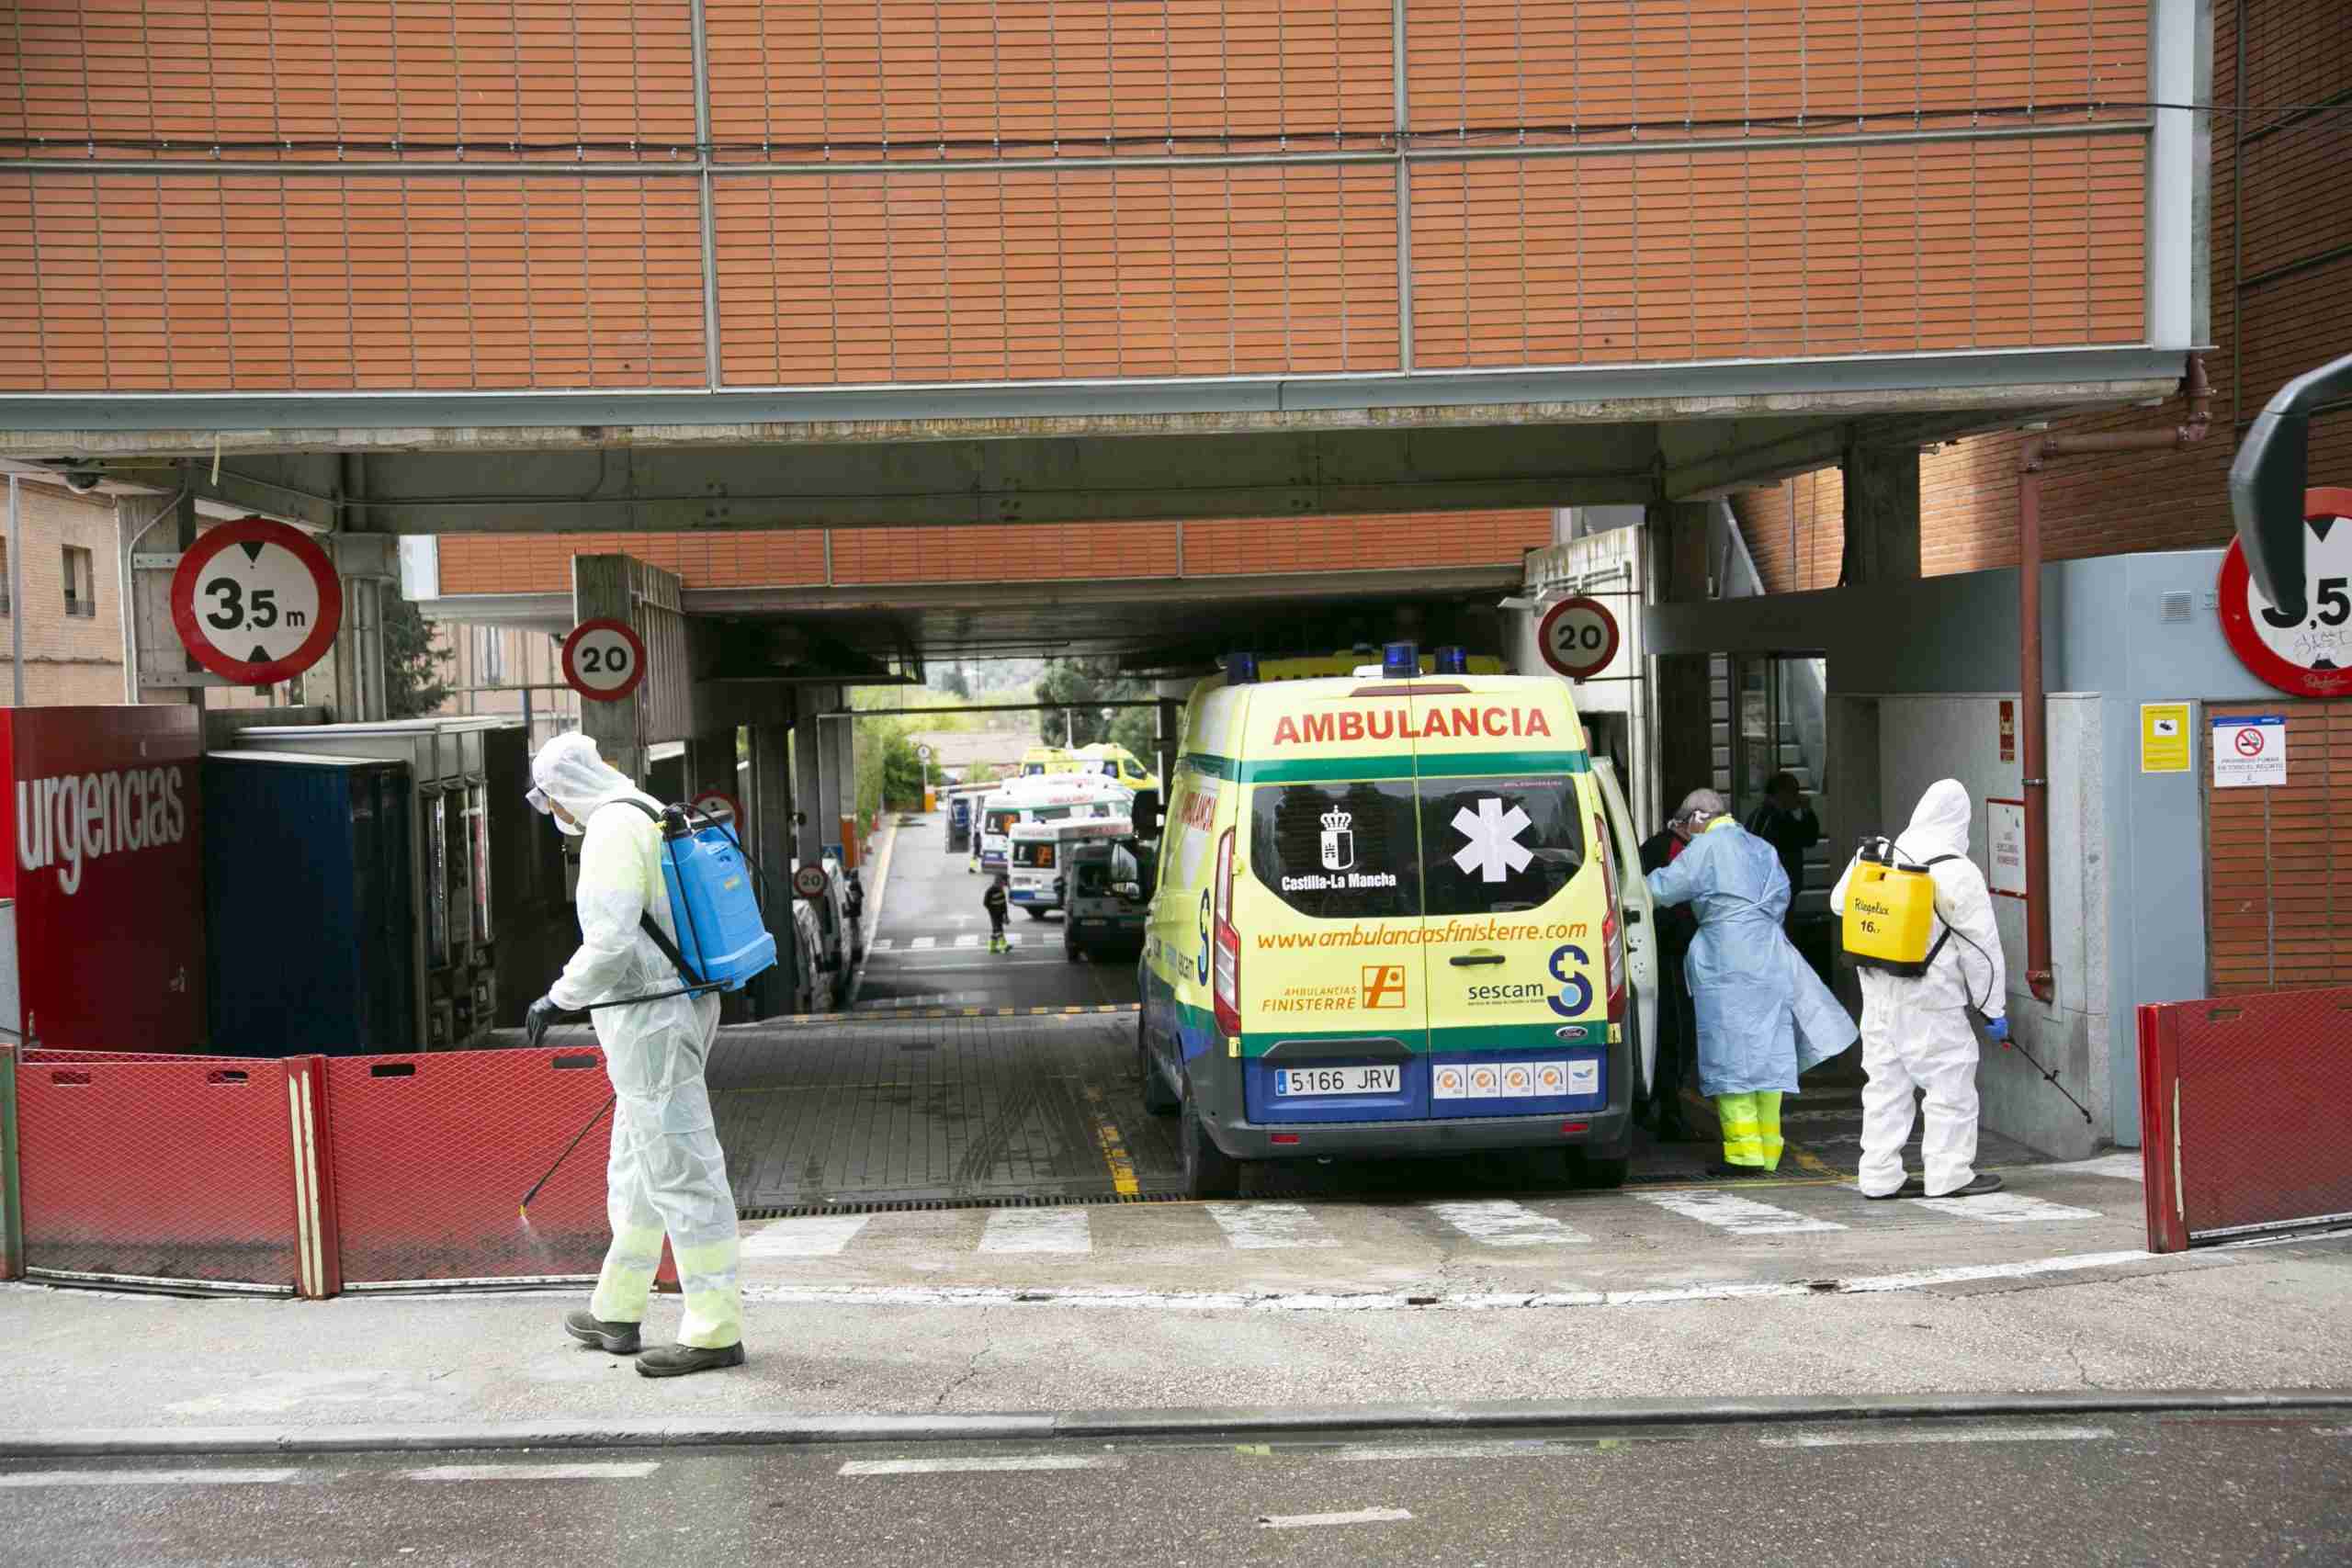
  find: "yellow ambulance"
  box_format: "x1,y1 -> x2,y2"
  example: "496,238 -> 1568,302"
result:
1137,644 -> 1653,1197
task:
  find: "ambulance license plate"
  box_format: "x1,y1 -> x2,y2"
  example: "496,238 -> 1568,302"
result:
1274,1066 -> 1399,1097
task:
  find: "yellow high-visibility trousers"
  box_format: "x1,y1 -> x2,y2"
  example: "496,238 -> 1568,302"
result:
1714,1090 -> 1785,1170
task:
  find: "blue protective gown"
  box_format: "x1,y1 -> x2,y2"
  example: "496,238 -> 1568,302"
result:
1645,819 -> 1858,1097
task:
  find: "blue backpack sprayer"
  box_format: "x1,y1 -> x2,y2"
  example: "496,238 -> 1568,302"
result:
519,799 -> 780,1217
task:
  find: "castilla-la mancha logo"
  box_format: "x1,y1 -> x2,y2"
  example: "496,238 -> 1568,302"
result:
15,766 -> 188,896
1319,807 -> 1353,871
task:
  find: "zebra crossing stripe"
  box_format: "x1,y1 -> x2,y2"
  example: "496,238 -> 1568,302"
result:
909,937 -> 936,950
978,1207 -> 1091,1254
1424,1200 -> 1590,1247
405,1463 -> 662,1483
1907,1192 -> 2101,1223
870,938 -> 894,952
1205,1201 -> 1341,1249
741,1213 -> 870,1258
0,1469 -> 300,1488
1637,1190 -> 1848,1235
955,933 -> 980,948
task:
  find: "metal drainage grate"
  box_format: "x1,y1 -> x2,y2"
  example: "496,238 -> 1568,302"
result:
739,1190 -> 1189,1222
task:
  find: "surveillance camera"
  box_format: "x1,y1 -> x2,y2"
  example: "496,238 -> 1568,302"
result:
59,467 -> 103,494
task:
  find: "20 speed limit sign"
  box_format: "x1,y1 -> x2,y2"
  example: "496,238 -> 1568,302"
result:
560,618 -> 649,702
168,518 -> 344,683
1535,595 -> 1622,681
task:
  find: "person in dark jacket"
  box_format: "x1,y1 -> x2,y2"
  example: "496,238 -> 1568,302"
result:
983,872 -> 1011,953
1744,772 -> 1822,931
1638,806 -> 1702,1142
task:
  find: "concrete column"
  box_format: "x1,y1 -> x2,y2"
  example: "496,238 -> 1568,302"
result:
684,728 -> 740,809
572,555 -> 643,783
792,685 -> 826,866
746,716 -> 797,1014
830,712 -> 858,862
1839,442 -> 1922,586
1648,501 -> 1716,820
816,710 -> 846,858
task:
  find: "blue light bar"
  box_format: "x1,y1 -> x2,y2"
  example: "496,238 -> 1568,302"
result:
1226,650 -> 1261,684
1433,645 -> 1469,674
1382,641 -> 1419,678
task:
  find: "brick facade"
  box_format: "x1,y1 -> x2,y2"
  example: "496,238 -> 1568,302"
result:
5,3 -> 2159,395
1734,0 -> 2349,593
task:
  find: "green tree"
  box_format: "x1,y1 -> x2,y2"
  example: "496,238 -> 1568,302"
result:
1035,657 -> 1142,748
384,594 -> 451,719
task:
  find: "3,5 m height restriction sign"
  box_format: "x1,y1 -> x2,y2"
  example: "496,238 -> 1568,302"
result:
168,518 -> 344,683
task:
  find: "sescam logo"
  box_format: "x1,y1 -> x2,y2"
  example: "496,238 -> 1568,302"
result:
1272,706 -> 1554,746
16,766 -> 188,896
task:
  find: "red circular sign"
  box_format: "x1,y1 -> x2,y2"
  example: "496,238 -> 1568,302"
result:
168,518 -> 344,684
1535,595 -> 1623,681
2216,487 -> 2352,700
793,865 -> 830,899
2233,727 -> 2266,757
690,789 -> 741,829
560,618 -> 649,703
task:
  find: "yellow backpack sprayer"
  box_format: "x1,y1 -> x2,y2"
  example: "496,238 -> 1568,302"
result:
1839,837 -> 1960,976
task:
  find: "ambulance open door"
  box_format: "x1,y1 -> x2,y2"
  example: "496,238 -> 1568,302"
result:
1589,758 -> 1658,1107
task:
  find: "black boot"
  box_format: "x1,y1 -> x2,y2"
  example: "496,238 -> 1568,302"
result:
636,1342 -> 748,1378
1928,1173 -> 2006,1199
563,1309 -> 641,1355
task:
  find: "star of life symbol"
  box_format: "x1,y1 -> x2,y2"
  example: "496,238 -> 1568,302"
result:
1319,807 -> 1355,871
1452,797 -> 1533,883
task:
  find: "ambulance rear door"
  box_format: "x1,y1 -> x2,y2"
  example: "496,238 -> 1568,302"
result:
1412,682 -> 1611,1118
1234,684 -> 1429,1124
1589,756 -> 1657,1102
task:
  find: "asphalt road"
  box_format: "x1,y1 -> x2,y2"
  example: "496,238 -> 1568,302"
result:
850,814 -> 1139,1013
4,1413 -> 2344,1567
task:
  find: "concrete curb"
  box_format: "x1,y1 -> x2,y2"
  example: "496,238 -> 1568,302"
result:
7,1389 -> 2350,1460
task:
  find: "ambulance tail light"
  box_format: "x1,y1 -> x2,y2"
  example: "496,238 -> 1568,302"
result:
1212,827 -> 1242,1038
1595,814 -> 1624,1016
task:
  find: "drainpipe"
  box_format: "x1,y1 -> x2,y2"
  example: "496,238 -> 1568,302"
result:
2015,356 -> 2211,1003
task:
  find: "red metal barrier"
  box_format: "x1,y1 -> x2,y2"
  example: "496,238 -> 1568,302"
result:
323,1045 -> 614,1285
2137,986 -> 2352,1252
15,1056 -> 305,1291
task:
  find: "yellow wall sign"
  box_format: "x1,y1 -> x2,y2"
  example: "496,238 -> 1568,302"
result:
2140,702 -> 2192,773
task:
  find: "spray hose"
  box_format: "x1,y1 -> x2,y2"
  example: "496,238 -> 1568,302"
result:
1940,923 -> 2094,1125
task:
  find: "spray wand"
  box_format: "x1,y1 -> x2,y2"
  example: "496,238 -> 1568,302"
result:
1996,1033 -> 2094,1125
519,1094 -> 614,1220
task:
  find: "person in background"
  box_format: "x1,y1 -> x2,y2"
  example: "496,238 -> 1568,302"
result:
984,870 -> 1012,953
1744,771 -> 1823,932
1829,778 -> 2008,1201
1637,807 -> 1701,1142
1645,788 -> 1858,1179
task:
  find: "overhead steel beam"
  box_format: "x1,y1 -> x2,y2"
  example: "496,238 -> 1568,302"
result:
0,348 -> 2192,460
155,424 -> 1663,534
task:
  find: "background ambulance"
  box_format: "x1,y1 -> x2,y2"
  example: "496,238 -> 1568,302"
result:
1137,644 -> 1657,1198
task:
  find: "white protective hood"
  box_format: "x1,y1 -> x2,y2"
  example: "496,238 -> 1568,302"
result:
1898,778 -> 1973,863
529,731 -> 641,836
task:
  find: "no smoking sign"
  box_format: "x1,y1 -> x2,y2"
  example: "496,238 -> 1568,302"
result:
2212,714 -> 2286,789
561,618 -> 648,703
168,518 -> 344,683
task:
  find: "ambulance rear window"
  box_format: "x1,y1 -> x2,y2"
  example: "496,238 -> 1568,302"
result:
1419,775 -> 1584,916
1013,841 -> 1055,868
1250,782 -> 1421,921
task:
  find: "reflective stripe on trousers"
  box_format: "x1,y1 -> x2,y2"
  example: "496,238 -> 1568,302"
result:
1714,1089 -> 1785,1170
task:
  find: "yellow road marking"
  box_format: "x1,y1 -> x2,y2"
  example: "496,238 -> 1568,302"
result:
1080,1084 -> 1140,1197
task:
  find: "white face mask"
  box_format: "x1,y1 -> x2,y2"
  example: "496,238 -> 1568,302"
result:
526,785 -> 584,837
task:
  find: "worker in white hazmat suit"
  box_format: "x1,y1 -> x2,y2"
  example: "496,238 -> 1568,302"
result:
524,733 -> 745,1377
1830,778 -> 2008,1201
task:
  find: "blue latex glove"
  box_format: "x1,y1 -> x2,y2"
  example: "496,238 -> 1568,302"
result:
1984,1014 -> 2010,1044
